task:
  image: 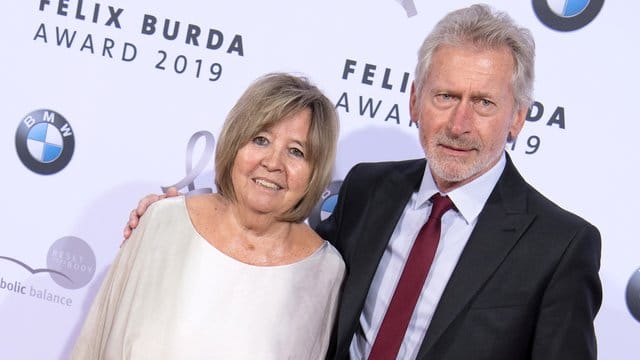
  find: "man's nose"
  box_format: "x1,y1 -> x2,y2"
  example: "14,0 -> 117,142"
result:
448,102 -> 473,135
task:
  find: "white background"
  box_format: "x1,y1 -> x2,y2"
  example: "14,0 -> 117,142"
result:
1,1 -> 638,358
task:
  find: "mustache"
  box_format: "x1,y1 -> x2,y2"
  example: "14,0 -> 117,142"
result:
433,133 -> 481,150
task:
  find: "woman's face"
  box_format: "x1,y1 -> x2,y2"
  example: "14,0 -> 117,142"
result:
231,108 -> 313,218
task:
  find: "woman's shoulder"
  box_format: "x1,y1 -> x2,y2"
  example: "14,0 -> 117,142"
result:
138,195 -> 187,225
311,240 -> 345,284
321,240 -> 345,270
185,193 -> 225,215
293,222 -> 324,249
184,193 -> 227,239
294,223 -> 345,270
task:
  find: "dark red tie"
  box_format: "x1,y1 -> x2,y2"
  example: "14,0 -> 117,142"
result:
368,194 -> 454,359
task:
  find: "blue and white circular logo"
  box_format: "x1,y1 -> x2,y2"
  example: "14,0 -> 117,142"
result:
308,180 -> 343,229
532,0 -> 603,31
15,109 -> 75,175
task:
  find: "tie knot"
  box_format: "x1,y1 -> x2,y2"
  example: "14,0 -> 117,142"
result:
429,194 -> 454,220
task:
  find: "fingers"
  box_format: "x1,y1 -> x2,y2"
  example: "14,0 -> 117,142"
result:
128,207 -> 141,228
122,226 -> 130,242
135,194 -> 157,216
121,188 -> 183,244
166,186 -> 180,197
123,194 -> 156,242
122,224 -> 131,246
123,219 -> 133,238
133,188 -> 180,216
122,208 -> 139,243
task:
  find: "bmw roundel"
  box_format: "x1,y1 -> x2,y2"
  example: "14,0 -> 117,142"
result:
627,267 -> 640,322
15,109 -> 75,175
533,0 -> 604,31
309,180 -> 343,229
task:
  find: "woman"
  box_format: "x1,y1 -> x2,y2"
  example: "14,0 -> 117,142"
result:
72,73 -> 344,359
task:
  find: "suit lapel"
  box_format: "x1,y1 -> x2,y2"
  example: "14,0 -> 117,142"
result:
416,155 -> 535,359
335,160 -> 426,356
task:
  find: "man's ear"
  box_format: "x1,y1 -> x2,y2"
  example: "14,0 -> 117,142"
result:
409,81 -> 419,123
508,105 -> 528,142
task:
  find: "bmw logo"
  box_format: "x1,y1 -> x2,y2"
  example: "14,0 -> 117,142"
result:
15,109 -> 75,175
308,180 -> 343,229
627,267 -> 640,322
533,0 -> 604,31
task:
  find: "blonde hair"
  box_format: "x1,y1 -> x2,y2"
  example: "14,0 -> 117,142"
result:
215,73 -> 339,222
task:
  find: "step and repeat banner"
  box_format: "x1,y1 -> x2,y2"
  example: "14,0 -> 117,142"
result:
1,1 -> 638,358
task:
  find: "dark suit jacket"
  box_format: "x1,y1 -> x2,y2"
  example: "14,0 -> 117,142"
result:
315,154 -> 602,360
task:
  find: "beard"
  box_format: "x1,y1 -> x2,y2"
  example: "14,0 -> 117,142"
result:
424,131 -> 498,184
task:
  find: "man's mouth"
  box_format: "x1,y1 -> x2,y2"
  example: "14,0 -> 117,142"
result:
440,144 -> 474,153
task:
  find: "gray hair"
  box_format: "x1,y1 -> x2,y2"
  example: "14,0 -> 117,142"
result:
414,3 -> 535,109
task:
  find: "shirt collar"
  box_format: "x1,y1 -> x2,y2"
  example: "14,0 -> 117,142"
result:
415,153 -> 507,224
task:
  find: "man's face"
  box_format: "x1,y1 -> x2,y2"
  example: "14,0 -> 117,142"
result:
410,44 -> 527,192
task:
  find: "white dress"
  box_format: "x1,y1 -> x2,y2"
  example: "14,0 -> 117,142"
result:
71,197 -> 345,360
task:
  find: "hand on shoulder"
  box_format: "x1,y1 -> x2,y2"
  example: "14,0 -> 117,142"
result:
122,187 -> 181,242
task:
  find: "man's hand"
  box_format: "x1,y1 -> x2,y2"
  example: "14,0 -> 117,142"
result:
122,187 -> 181,241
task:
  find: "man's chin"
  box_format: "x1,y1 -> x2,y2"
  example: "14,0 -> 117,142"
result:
429,159 -> 481,184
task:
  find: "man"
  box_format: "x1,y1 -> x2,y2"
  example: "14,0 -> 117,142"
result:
124,4 -> 601,360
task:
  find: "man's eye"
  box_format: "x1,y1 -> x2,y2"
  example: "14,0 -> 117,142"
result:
472,98 -> 498,115
479,99 -> 494,107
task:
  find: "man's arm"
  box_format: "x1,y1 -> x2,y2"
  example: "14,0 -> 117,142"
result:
122,187 -> 180,240
532,223 -> 602,359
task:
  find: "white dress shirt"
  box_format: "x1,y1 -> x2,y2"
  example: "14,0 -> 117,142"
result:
350,154 -> 506,360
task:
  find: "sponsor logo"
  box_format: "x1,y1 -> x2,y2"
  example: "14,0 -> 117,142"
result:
15,109 -> 75,175
627,267 -> 640,322
0,236 -> 96,307
0,236 -> 95,290
308,180 -> 343,229
533,0 -> 604,31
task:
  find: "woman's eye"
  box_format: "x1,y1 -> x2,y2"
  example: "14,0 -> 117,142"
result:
252,136 -> 269,146
289,148 -> 305,158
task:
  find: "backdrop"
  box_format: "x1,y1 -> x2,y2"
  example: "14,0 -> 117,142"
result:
2,1 -> 638,359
